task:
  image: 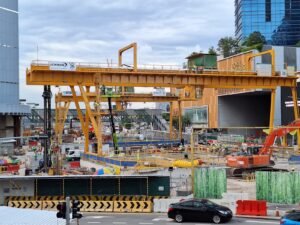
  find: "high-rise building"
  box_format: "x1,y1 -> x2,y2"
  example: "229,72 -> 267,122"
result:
235,0 -> 300,46
0,0 -> 29,139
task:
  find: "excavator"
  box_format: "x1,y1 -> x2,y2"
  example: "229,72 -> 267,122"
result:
226,119 -> 300,177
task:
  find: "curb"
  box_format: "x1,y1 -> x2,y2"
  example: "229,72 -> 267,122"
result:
235,215 -> 280,221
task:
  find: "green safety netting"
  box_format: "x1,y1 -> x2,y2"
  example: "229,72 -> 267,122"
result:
256,171 -> 300,204
194,168 -> 227,199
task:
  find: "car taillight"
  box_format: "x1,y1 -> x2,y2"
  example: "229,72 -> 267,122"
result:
168,208 -> 174,213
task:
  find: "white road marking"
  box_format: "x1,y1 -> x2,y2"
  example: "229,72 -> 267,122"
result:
90,216 -> 110,219
152,218 -> 173,221
245,220 -> 278,224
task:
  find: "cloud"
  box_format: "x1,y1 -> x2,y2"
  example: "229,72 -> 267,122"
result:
18,0 -> 234,108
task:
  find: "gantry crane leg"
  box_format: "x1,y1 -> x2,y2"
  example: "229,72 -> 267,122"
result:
291,87 -> 300,149
79,85 -> 102,155
269,89 -> 276,133
95,84 -> 103,156
70,86 -> 89,153
169,102 -> 173,140
178,100 -> 183,141
55,102 -> 70,145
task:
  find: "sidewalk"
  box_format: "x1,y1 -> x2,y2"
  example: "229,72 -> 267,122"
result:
235,215 -> 280,220
235,207 -> 300,221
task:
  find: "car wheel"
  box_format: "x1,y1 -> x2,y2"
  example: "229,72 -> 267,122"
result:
175,214 -> 183,223
212,215 -> 221,224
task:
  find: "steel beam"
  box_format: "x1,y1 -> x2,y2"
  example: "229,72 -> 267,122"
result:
55,93 -> 180,103
27,65 -> 297,89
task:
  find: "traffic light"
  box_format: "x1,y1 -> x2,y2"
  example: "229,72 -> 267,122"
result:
72,200 -> 82,219
56,202 -> 66,219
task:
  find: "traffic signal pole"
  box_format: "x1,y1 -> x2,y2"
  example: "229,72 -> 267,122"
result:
66,197 -> 70,225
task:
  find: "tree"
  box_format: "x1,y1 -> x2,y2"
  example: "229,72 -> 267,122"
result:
208,46 -> 217,55
217,37 -> 241,58
244,31 -> 266,47
296,41 -> 300,47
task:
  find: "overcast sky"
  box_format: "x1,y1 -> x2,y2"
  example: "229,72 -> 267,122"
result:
18,0 -> 235,108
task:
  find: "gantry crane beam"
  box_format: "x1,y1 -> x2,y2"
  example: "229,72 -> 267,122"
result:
55,93 -> 181,103
26,64 -> 297,89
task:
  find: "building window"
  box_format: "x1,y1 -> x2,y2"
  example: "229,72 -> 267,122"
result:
265,0 -> 271,22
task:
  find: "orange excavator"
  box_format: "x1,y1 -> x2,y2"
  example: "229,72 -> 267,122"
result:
226,119 -> 300,176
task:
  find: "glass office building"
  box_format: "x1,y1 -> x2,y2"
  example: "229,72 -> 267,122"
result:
235,0 -> 300,46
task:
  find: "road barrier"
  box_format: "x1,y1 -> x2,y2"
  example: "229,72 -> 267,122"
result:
236,200 -> 267,216
8,201 -> 42,210
113,201 -> 152,213
79,201 -> 113,212
6,195 -> 164,213
42,201 -> 60,210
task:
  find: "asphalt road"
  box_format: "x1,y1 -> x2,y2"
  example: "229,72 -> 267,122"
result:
73,213 -> 279,225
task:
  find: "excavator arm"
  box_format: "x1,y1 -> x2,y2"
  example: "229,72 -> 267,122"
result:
259,119 -> 300,155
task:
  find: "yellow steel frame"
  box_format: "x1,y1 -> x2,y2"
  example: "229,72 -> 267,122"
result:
26,44 -> 300,154
79,85 -> 103,155
55,92 -> 180,103
169,102 -> 173,140
27,67 -> 296,89
70,86 -> 89,153
118,42 -> 137,72
246,49 -> 276,76
55,101 -> 70,144
55,91 -> 183,153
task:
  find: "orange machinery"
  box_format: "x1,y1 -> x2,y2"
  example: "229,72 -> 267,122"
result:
226,119 -> 300,176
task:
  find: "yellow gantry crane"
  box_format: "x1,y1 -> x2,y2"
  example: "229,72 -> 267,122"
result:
54,91 -> 183,150
26,43 -> 299,156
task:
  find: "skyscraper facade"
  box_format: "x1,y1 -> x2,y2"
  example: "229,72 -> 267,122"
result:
235,0 -> 300,46
0,0 -> 29,138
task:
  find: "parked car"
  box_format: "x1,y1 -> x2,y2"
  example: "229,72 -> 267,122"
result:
168,199 -> 232,224
280,210 -> 300,225
66,149 -> 83,161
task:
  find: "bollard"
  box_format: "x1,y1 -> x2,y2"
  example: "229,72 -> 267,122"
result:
275,207 -> 280,217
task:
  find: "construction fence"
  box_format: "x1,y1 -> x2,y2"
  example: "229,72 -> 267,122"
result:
256,171 -> 300,204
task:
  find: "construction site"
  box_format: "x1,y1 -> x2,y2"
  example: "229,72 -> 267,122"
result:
0,43 -> 300,219
0,38 -> 299,221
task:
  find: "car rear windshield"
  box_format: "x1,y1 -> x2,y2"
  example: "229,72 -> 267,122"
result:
285,213 -> 300,221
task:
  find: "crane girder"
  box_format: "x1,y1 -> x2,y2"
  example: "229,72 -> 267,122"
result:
26,65 -> 297,89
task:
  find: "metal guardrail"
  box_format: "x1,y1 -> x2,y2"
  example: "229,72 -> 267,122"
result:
31,60 -> 258,74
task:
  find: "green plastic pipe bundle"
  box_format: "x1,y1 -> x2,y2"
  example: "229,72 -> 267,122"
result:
194,167 -> 227,199
256,171 -> 300,204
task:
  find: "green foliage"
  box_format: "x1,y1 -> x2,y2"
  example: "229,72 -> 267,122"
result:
208,46 -> 217,55
244,31 -> 266,47
240,32 -> 266,52
183,115 -> 191,127
162,113 -> 170,122
171,115 -> 191,130
194,168 -> 227,199
241,43 -> 264,52
121,117 -> 133,130
217,37 -> 241,58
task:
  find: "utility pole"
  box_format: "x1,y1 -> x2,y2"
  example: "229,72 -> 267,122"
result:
42,85 -> 52,171
65,197 -> 70,225
191,128 -> 195,194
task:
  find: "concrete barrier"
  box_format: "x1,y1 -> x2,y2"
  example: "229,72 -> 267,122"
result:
153,198 -> 182,213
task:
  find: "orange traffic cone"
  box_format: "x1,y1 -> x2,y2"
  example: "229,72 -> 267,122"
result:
275,207 -> 280,217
